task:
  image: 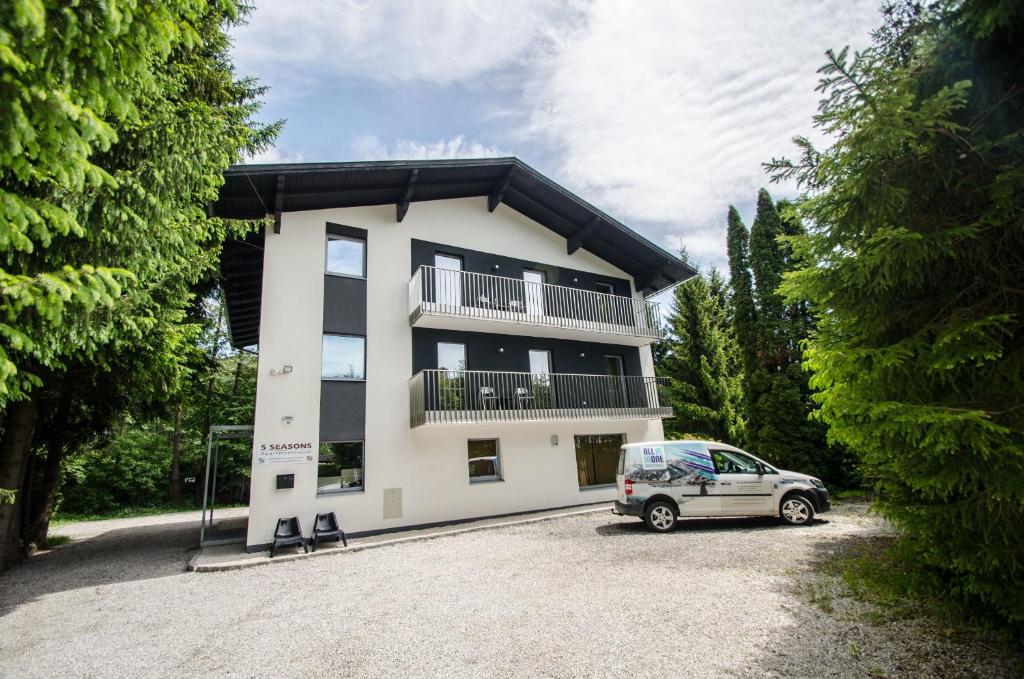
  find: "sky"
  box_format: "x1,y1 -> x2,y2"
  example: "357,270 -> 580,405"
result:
231,0 -> 882,296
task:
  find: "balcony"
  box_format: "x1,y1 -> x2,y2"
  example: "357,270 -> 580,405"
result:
409,369 -> 672,427
408,266 -> 662,346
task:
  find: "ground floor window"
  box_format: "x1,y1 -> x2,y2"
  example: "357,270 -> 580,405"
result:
468,439 -> 501,482
575,434 -> 625,488
317,441 -> 364,493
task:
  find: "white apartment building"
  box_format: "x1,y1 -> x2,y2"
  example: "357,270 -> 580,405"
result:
214,158 -> 694,551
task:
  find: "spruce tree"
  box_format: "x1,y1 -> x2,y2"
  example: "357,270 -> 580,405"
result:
659,255 -> 743,443
768,1 -> 1024,625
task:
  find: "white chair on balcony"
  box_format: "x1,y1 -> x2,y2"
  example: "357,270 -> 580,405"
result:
508,299 -> 523,313
480,386 -> 498,410
514,387 -> 534,409
477,294 -> 491,307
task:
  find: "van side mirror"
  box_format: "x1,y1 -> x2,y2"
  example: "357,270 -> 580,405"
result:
755,462 -> 766,475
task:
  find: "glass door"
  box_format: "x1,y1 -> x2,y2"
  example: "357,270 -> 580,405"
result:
528,349 -> 553,408
604,355 -> 626,407
434,254 -> 463,309
523,270 -> 545,317
437,342 -> 467,410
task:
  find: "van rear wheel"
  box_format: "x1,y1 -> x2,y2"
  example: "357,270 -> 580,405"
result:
644,501 -> 677,532
779,495 -> 815,526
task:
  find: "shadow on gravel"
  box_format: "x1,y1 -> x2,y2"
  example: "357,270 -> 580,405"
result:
595,515 -> 828,536
0,519 -> 203,618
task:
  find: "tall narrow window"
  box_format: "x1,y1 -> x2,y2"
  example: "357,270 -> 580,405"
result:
326,235 -> 366,277
468,439 -> 501,482
317,441 -> 364,493
322,334 -> 365,380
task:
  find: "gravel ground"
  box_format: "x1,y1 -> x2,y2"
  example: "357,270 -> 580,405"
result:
0,503 -> 1019,678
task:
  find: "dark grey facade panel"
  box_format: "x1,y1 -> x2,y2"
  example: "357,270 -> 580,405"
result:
411,239 -> 631,297
319,381 -> 366,441
323,276 -> 367,335
326,222 -> 368,239
321,221 -> 368,442
411,328 -> 642,377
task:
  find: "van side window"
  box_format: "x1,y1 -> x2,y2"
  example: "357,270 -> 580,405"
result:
711,450 -> 760,474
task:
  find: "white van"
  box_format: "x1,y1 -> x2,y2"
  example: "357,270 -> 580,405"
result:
612,440 -> 830,532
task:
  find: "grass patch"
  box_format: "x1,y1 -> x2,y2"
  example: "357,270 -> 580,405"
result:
821,534 -> 1023,645
43,534 -> 72,548
51,503 -> 246,526
831,488 -> 874,504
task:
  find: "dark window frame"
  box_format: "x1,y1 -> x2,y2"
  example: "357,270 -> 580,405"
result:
467,438 -> 502,483
321,333 -> 367,381
325,233 -> 367,279
316,440 -> 365,495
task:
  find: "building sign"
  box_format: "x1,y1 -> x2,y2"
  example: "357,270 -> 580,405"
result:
641,445 -> 667,470
256,441 -> 315,465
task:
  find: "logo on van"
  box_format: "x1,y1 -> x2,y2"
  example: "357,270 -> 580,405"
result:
641,445 -> 667,471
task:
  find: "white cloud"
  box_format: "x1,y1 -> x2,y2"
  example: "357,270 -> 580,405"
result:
522,0 -> 881,270
233,0 -> 579,87
243,146 -> 305,164
351,134 -> 511,160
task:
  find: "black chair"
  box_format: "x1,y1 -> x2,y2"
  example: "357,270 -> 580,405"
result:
311,511 -> 348,551
270,516 -> 307,558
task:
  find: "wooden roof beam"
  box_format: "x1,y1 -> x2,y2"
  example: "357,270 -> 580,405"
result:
635,258 -> 669,291
487,166 -> 516,212
272,174 -> 285,233
396,168 -> 419,222
567,217 -> 599,255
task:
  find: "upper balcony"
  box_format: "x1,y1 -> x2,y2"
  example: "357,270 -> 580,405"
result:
408,266 -> 663,346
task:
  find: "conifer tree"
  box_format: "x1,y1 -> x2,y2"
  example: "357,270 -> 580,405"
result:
768,0 -> 1024,624
659,254 -> 743,443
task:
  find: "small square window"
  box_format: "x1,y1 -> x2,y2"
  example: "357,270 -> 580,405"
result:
326,235 -> 365,277
322,335 -> 365,380
317,441 -> 364,494
468,439 -> 501,483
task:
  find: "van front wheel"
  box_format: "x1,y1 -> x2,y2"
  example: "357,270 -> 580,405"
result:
779,495 -> 815,526
644,501 -> 678,532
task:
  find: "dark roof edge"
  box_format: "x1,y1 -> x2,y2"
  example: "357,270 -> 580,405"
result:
225,157 -> 697,293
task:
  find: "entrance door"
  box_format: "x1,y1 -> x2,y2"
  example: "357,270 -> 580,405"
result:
528,349 -> 553,408
575,434 -> 625,488
434,254 -> 462,308
523,270 -> 545,316
595,281 -> 614,325
710,447 -> 775,515
604,355 -> 626,407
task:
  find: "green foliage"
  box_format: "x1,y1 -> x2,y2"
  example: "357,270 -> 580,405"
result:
769,0 -> 1024,626
0,489 -> 14,505
727,191 -> 848,482
57,350 -> 257,516
0,0 -> 277,406
658,255 -> 744,443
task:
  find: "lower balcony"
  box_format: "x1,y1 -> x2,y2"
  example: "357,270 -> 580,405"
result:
409,369 -> 672,427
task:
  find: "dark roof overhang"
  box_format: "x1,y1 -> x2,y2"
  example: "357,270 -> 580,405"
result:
215,157 -> 695,348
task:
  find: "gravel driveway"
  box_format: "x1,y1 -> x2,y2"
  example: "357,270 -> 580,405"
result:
0,504 -> 1018,678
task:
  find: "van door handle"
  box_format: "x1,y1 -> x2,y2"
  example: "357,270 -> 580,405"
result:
720,482 -> 731,486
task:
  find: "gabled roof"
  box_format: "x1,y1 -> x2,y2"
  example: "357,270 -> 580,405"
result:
214,157 -> 695,347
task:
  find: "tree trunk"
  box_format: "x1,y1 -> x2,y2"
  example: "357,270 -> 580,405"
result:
170,401 -> 183,505
0,398 -> 40,570
25,380 -> 73,547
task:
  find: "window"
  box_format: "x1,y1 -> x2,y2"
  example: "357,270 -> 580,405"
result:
595,282 -> 614,295
575,434 -> 625,488
711,449 -> 761,475
326,235 -> 366,277
468,439 -> 501,482
322,334 -> 365,380
317,441 -> 364,493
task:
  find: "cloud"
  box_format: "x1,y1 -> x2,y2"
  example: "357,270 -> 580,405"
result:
233,0 -> 580,87
522,0 -> 881,270
243,146 -> 306,164
351,134 -> 511,160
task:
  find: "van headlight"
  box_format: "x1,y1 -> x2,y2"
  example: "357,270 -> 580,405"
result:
810,478 -> 826,490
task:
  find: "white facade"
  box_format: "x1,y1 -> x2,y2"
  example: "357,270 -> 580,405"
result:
247,197 -> 665,547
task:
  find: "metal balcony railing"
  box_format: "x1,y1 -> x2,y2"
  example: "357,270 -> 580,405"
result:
408,266 -> 662,340
409,369 -> 672,427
